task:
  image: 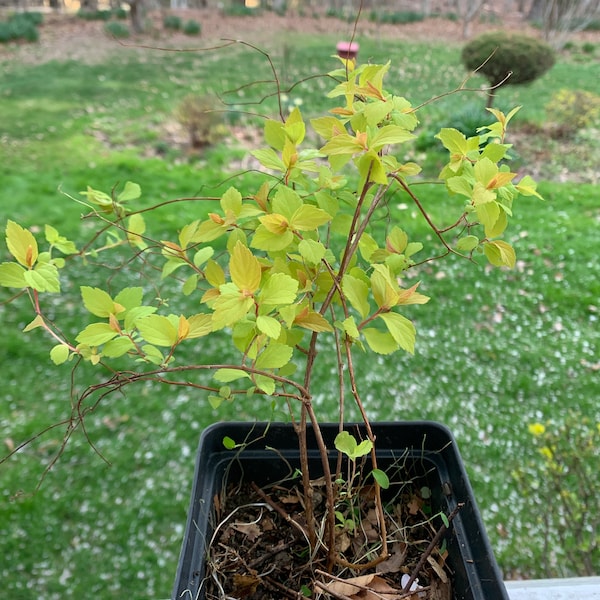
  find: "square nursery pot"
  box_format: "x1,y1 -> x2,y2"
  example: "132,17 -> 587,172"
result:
173,421 -> 509,600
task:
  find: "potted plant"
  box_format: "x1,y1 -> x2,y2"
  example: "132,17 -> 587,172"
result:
0,56 -> 540,598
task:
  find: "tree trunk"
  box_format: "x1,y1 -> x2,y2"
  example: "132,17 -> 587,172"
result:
128,0 -> 144,33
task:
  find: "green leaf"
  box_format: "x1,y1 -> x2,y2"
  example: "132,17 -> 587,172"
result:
23,314 -> 45,332
136,315 -> 179,347
0,262 -> 27,288
255,342 -> 293,369
251,148 -> 286,172
516,175 -> 543,199
371,469 -> 390,489
290,205 -> 332,231
212,284 -> 254,329
251,225 -> 295,252
76,323 -> 118,346
363,328 -> 399,355
214,368 -> 251,383
222,436 -> 236,450
117,181 -> 141,202
456,235 -> 479,252
193,247 -> 214,268
45,224 -> 77,254
24,262 -> 60,293
257,315 -> 282,339
342,274 -> 370,319
127,213 -> 146,249
102,337 -> 135,358
310,116 -> 341,139
50,344 -> 70,365
334,431 -> 373,461
298,239 -> 327,264
141,344 -> 164,365
379,312 -> 416,354
187,313 -> 213,338
123,305 -> 157,331
435,128 -> 467,154
230,242 -> 262,293
253,374 -> 276,395
483,240 -> 516,268
6,220 -> 38,267
81,286 -> 119,318
114,287 -> 143,311
264,119 -> 286,150
260,273 -> 298,306
220,186 -> 243,215
370,124 -> 415,150
182,274 -> 197,296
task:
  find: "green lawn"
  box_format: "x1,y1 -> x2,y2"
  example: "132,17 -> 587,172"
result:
1,22 -> 599,598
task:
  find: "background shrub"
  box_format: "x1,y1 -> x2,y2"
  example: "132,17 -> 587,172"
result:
182,19 -> 201,35
174,93 -> 224,148
0,13 -> 41,43
461,32 -> 555,106
546,88 -> 600,137
163,14 -> 182,30
513,414 -> 600,577
104,21 -> 130,38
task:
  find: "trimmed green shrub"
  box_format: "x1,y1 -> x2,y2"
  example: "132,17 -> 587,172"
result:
104,21 -> 130,38
461,32 -> 555,106
182,19 -> 201,35
163,14 -> 182,30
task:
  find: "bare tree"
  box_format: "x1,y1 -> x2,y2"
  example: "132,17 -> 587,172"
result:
453,0 -> 487,38
528,0 -> 600,47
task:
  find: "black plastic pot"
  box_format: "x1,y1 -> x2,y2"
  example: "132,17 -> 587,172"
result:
173,421 -> 509,600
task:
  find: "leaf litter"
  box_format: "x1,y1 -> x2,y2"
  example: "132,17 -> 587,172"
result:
205,462 -> 454,600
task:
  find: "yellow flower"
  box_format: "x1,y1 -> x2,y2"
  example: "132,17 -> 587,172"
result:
539,446 -> 553,460
528,423 -> 546,437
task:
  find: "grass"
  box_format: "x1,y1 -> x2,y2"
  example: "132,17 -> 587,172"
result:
1,24 -> 600,598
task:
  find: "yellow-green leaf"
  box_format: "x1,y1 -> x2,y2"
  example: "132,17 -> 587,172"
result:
212,284 -> 254,329
117,181 -> 141,202
290,205 -> 332,231
214,368 -> 251,383
127,213 -> 147,249
255,342 -> 293,369
0,262 -> 27,288
136,315 -> 179,347
6,220 -> 38,267
298,239 -> 327,265
257,315 -> 282,339
76,323 -> 118,346
363,328 -> 398,355
264,119 -> 286,150
102,337 -> 135,358
260,273 -> 298,306
220,187 -> 243,215
370,125 -> 415,151
50,344 -> 70,365
187,313 -> 212,338
24,262 -> 60,293
81,286 -> 119,318
23,314 -> 45,332
379,312 -> 416,354
230,242 -> 261,293
294,309 -> 333,332
483,240 -> 516,268
342,274 -> 370,319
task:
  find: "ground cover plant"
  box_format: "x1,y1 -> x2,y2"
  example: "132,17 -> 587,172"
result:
1,18 -> 599,599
